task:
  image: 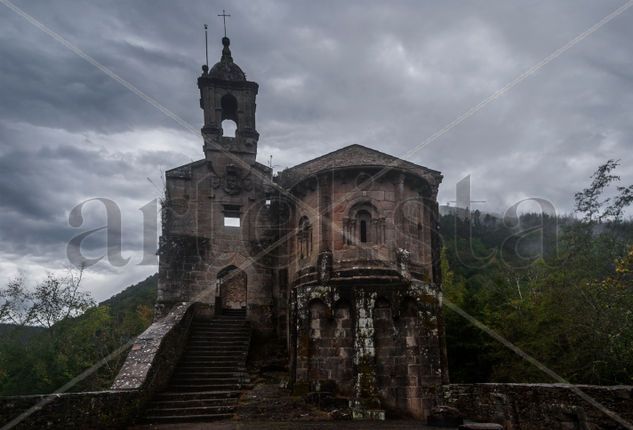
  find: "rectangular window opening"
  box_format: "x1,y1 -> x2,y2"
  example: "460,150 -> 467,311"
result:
223,205 -> 241,228
224,216 -> 240,227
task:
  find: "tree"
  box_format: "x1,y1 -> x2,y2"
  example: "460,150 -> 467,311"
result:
0,265 -> 94,328
29,266 -> 94,329
574,159 -> 633,223
0,275 -> 32,325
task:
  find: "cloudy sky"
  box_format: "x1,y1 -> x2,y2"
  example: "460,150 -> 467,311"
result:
1,0 -> 632,301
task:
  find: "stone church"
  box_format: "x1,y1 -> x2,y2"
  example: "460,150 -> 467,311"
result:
115,35 -> 447,422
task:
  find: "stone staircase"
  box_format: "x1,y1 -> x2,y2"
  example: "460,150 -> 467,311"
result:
139,308 -> 250,424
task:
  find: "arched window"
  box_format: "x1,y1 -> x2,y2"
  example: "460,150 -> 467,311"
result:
220,93 -> 238,137
344,202 -> 383,246
356,210 -> 371,243
221,94 -> 238,120
298,216 -> 312,259
221,119 -> 237,137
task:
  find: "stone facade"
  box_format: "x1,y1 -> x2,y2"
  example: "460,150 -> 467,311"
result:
157,37 -> 276,330
154,36 -> 447,419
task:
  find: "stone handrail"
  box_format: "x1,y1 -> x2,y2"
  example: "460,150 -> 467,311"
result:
111,301 -> 194,391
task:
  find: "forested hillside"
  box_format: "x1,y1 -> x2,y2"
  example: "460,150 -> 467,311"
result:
443,160 -> 633,384
442,213 -> 633,384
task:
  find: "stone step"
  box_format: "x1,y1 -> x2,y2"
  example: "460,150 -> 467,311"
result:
192,321 -> 246,326
191,321 -> 248,330
172,372 -> 245,380
145,405 -> 236,417
176,363 -> 244,370
186,346 -> 247,351
171,372 -> 249,381
181,353 -> 243,359
191,325 -> 247,330
141,413 -> 233,424
181,356 -> 246,362
179,360 -> 243,367
192,322 -> 248,327
183,350 -> 247,362
190,325 -> 249,330
191,330 -> 246,334
149,398 -> 236,408
188,335 -> 249,341
187,343 -> 248,349
184,351 -> 248,357
155,391 -> 240,401
188,333 -> 250,338
187,340 -> 248,345
186,343 -> 248,349
188,337 -> 248,342
186,344 -> 248,349
175,366 -> 246,371
185,345 -> 248,355
181,359 -> 242,365
184,353 -> 247,358
141,317 -> 250,424
170,377 -> 241,384
185,348 -> 248,354
187,338 -> 249,343
170,383 -> 242,392
189,335 -> 249,340
191,330 -> 248,334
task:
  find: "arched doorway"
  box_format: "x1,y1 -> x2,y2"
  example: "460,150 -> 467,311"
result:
217,266 -> 247,310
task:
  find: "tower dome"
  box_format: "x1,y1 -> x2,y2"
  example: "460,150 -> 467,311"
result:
208,37 -> 246,81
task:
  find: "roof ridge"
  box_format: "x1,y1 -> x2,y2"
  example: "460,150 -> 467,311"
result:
282,144 -> 440,175
284,144 -> 367,171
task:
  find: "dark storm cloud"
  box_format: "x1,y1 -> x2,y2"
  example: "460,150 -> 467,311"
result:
1,0 -> 632,299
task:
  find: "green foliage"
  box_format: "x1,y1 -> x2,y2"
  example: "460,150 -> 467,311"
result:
0,274 -> 156,395
443,160 -> 633,385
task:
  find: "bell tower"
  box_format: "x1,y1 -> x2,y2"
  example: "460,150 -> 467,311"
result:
198,37 -> 259,163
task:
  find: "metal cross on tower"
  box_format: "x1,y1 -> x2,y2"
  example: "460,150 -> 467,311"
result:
218,9 -> 231,37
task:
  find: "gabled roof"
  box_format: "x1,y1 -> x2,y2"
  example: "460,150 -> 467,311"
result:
278,144 -> 442,187
165,158 -> 271,180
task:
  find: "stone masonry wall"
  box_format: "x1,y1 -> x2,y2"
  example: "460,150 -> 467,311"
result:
159,157 -> 275,332
287,168 -> 437,285
441,383 -> 633,430
0,390 -> 143,429
294,281 -> 445,420
303,299 -> 354,395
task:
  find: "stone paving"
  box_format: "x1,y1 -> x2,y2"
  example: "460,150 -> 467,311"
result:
129,420 -> 454,430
